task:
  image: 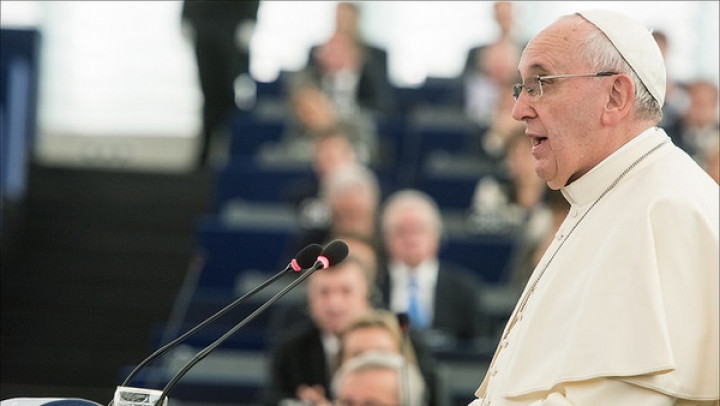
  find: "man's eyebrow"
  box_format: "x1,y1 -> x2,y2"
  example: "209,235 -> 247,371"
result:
528,63 -> 551,75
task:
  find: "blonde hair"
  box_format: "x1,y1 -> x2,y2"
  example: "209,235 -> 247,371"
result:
338,309 -> 419,367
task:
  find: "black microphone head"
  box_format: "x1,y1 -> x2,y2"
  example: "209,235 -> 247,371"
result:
317,239 -> 349,269
291,244 -> 323,271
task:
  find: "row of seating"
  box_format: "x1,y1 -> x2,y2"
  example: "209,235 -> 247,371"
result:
195,215 -> 516,290
127,77 -> 518,405
222,73 -> 506,214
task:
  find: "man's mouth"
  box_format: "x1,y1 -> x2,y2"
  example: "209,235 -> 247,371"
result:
532,136 -> 548,146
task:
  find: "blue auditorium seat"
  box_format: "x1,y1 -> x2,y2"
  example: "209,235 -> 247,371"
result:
416,174 -> 479,211
415,76 -> 464,108
439,234 -> 516,284
150,319 -> 270,352
215,160 -> 315,207
399,110 -> 484,187
255,77 -> 284,99
228,114 -> 285,158
194,216 -> 296,290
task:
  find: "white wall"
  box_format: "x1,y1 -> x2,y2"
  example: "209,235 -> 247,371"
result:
1,1 -> 718,170
251,1 -> 720,86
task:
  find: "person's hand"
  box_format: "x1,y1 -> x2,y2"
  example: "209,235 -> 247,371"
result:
296,384 -> 330,405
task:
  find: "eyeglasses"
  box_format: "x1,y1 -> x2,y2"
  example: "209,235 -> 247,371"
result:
512,71 -> 619,101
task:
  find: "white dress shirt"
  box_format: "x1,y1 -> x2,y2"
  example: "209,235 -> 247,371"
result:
388,259 -> 439,326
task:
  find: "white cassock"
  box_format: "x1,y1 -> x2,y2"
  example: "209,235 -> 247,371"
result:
470,127 -> 720,405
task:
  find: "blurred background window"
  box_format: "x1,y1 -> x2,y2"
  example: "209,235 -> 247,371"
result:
1,1 -> 717,163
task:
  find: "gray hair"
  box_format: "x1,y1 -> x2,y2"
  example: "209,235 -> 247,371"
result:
331,351 -> 427,406
381,189 -> 443,236
320,164 -> 381,205
560,14 -> 663,123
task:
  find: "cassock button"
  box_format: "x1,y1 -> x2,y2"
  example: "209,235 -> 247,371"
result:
502,339 -> 509,348
491,368 -> 498,376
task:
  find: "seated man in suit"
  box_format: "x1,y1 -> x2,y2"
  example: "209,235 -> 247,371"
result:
338,309 -> 440,406
260,255 -> 373,406
304,2 -> 395,118
331,351 -> 427,406
378,189 -> 484,347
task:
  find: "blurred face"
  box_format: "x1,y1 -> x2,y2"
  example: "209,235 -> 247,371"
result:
685,82 -> 719,128
342,326 -> 400,363
384,202 -> 439,268
704,142 -> 720,185
506,135 -> 539,185
293,88 -> 336,131
344,238 -> 377,281
335,3 -> 359,37
482,41 -> 520,83
511,18 -> 615,190
312,135 -> 356,178
494,2 -> 514,36
308,262 -> 370,335
336,369 -> 399,406
329,185 -> 377,237
316,33 -> 361,73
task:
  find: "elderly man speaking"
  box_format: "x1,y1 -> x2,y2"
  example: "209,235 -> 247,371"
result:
469,9 -> 719,406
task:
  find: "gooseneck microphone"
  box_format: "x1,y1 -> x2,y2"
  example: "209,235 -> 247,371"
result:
396,312 -> 411,406
119,243 -> 323,388
152,240 -> 349,406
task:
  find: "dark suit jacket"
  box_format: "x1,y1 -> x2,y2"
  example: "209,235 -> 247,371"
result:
263,306 -> 442,406
260,323 -> 331,406
306,42 -> 396,117
378,260 -> 482,343
463,44 -> 488,76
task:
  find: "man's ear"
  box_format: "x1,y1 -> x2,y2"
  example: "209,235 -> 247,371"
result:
602,74 -> 635,126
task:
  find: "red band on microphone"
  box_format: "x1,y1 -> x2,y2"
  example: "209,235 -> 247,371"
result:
290,259 -> 302,272
317,256 -> 330,269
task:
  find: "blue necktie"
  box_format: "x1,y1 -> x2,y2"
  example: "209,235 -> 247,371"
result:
407,274 -> 429,329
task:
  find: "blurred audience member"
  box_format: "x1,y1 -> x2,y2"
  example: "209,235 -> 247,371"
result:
475,80 -> 525,159
182,0 -> 260,169
312,129 -> 359,180
666,79 -> 719,160
470,129 -> 548,234
464,1 -> 521,75
295,164 -> 382,255
337,232 -> 382,295
700,132 -> 720,185
503,130 -> 548,214
653,30 -> 690,129
267,233 -> 385,359
463,2 -> 522,127
464,39 -> 521,127
305,2 -> 395,118
261,256 -> 373,406
378,190 -> 483,346
339,310 -> 408,364
260,81 -> 379,167
505,189 -> 570,297
331,351 -> 427,406
284,127 -> 360,213
338,309 -> 440,406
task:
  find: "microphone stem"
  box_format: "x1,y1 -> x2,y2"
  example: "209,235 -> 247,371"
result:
121,266 -> 294,386
154,263 -> 323,406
